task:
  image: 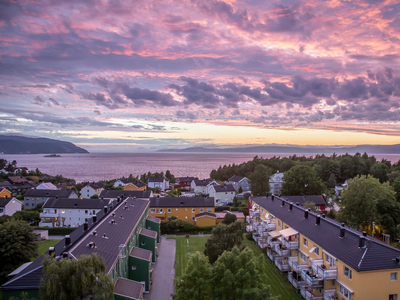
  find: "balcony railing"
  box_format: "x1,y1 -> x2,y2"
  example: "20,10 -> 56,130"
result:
323,289 -> 338,300
288,257 -> 309,273
262,220 -> 276,231
311,260 -> 338,280
257,238 -> 269,249
266,248 -> 276,261
275,245 -> 290,257
269,239 -> 280,249
282,238 -> 299,250
300,289 -> 323,300
246,216 -> 251,223
246,225 -> 253,232
252,232 -> 260,241
249,209 -> 260,218
288,272 -> 306,290
274,257 -> 290,272
301,270 -> 323,287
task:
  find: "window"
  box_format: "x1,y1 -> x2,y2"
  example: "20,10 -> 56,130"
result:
85,210 -> 88,214
150,208 -> 156,213
93,210 -> 95,215
339,284 -> 351,300
344,266 -> 352,279
200,208 -> 204,213
391,273 -> 398,280
278,220 -> 281,227
303,238 -> 308,247
389,295 -> 398,300
141,241 -> 145,246
160,208 -> 163,213
285,225 -> 288,229
301,252 -> 308,262
168,208 -> 171,213
314,246 -> 319,256
192,208 -> 196,213
55,209 -> 57,213
132,266 -> 136,270
192,216 -> 195,221
325,253 -> 336,266
0,209 -> 3,213
207,208 -> 212,212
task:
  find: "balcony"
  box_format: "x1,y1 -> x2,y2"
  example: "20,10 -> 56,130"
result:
323,289 -> 338,300
252,232 -> 260,242
269,239 -> 280,249
246,224 -> 253,232
40,212 -> 58,218
246,216 -> 251,223
288,257 -> 309,273
266,248 -> 276,261
301,270 -> 323,287
274,256 -> 290,272
249,209 -> 260,218
254,223 -> 263,232
300,288 -> 323,300
274,245 -> 290,257
262,220 -> 276,231
311,260 -> 337,280
288,272 -> 306,290
282,238 -> 299,250
257,238 -> 268,249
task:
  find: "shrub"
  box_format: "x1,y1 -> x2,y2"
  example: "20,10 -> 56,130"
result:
215,206 -> 230,212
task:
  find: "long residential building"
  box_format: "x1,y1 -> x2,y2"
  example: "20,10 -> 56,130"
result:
1,197 -> 160,300
247,195 -> 400,300
24,189 -> 78,208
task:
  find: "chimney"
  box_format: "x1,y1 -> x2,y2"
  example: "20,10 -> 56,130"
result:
271,195 -> 274,201
92,230 -> 97,236
363,231 -> 367,237
322,213 -> 326,218
304,210 -> 309,219
340,223 -> 345,238
104,206 -> 108,214
48,247 -> 55,257
65,235 -> 71,246
112,212 -> 116,217
62,252 -> 69,259
56,195 -> 59,200
359,236 -> 366,248
111,219 -> 115,224
83,222 -> 88,231
316,215 -> 321,225
89,242 -> 96,248
281,200 -> 285,207
289,203 -> 293,211
266,192 -> 269,197
93,215 -> 97,223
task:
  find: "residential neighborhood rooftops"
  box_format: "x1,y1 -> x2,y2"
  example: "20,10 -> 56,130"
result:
228,175 -> 247,182
43,198 -> 110,209
177,177 -> 195,183
128,180 -> 146,188
192,179 -> 216,186
114,277 -> 144,300
252,195 -> 400,272
212,184 -> 235,192
129,247 -> 152,262
24,189 -> 75,198
99,190 -> 152,199
85,182 -> 104,189
150,197 -> 215,207
148,177 -> 167,183
0,197 -> 20,207
8,176 -> 29,184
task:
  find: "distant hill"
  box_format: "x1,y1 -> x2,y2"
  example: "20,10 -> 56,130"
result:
0,135 -> 89,154
158,144 -> 400,154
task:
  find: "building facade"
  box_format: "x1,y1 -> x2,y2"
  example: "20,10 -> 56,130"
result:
228,176 -> 251,192
209,184 -> 236,204
0,197 -> 22,216
24,189 -> 78,208
81,182 -> 104,198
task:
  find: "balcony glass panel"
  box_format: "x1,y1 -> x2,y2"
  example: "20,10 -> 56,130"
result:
311,260 -> 338,280
323,289 -> 338,300
282,238 -> 299,250
288,272 -> 306,290
301,270 -> 323,287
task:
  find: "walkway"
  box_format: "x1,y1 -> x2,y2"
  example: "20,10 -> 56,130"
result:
144,236 -> 176,300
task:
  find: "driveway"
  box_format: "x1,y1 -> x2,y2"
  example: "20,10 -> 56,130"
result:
144,236 -> 176,300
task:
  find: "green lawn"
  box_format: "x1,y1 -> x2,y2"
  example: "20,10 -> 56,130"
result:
32,239 -> 60,261
173,235 -> 302,300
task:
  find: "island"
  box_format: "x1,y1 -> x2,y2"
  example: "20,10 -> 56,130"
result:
44,154 -> 61,157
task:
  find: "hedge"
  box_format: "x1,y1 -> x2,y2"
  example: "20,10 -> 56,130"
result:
32,226 -> 77,236
161,219 -> 215,234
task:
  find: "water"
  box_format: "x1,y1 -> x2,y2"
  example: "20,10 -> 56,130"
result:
1,152 -> 399,183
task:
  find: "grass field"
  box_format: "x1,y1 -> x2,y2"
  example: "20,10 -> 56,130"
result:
32,239 -> 60,261
173,235 -> 302,300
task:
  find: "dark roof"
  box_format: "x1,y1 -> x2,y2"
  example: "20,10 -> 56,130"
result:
195,212 -> 216,218
24,189 -> 75,198
212,184 -> 236,192
114,277 -> 143,300
86,182 -> 104,189
99,190 -> 152,199
148,177 -> 167,183
193,179 -> 215,186
139,228 -> 157,239
252,195 -> 400,272
0,197 -> 16,207
146,215 -> 161,224
8,176 -> 28,184
129,180 -> 146,188
0,182 -> 11,187
150,197 -> 215,208
228,175 -> 246,182
43,198 -> 110,209
177,177 -> 195,183
2,198 -> 151,290
129,247 -> 152,261
282,195 -> 326,206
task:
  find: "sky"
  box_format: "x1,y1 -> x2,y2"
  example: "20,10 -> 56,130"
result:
1,0 -> 400,152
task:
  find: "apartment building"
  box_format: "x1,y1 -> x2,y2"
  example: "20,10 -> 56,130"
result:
247,195 -> 400,300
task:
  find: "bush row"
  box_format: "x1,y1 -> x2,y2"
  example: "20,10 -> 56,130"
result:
32,226 -> 77,236
161,218 -> 214,234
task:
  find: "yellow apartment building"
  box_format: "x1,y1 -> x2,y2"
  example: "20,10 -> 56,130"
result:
123,180 -> 147,191
247,195 -> 400,300
0,188 -> 11,198
149,197 -> 215,223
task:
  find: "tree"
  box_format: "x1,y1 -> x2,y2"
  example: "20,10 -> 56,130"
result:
370,163 -> 389,183
39,254 -> 114,300
173,247 -> 277,300
327,173 -> 337,188
248,165 -> 272,196
0,220 -> 38,284
222,212 -> 237,224
338,175 -> 396,233
165,170 -> 176,183
303,202 -> 318,212
238,186 -> 243,194
392,177 -> 400,202
204,221 -> 244,264
281,165 -> 326,195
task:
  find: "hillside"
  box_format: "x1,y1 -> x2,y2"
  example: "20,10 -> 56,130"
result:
0,135 -> 88,154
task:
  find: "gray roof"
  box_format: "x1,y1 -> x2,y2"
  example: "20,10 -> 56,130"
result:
150,197 -> 215,208
24,189 -> 75,198
0,182 -> 12,187
252,195 -> 400,272
1,198 -> 151,290
195,212 -> 216,218
213,184 -> 235,192
99,190 -> 151,199
146,215 -> 161,224
0,197 -> 16,207
228,175 -> 246,182
177,177 -> 195,183
86,182 -> 104,189
129,247 -> 152,261
193,179 -> 215,186
283,195 -> 326,206
148,177 -> 167,183
8,176 -> 28,184
114,277 -> 143,300
139,228 -> 157,239
43,198 -> 110,209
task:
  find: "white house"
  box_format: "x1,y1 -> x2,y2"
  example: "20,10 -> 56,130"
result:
0,197 -> 22,216
81,182 -> 104,198
39,197 -> 111,227
148,177 -> 169,191
228,176 -> 251,192
269,171 -> 284,195
209,184 -> 236,204
24,189 -> 78,209
191,179 -> 219,195
36,182 -> 57,190
112,179 -> 132,188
